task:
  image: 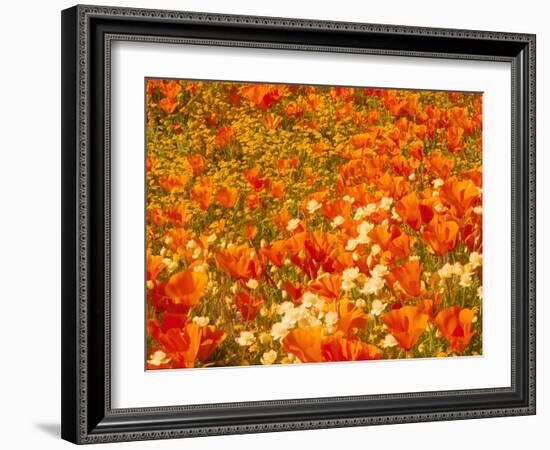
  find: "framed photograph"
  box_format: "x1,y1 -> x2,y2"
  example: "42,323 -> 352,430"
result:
61,4 -> 536,444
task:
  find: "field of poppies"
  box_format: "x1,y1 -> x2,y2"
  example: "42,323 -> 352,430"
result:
145,78 -> 483,370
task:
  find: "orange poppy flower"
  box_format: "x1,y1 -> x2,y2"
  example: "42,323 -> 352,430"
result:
146,252 -> 165,283
418,196 -> 436,224
158,96 -> 177,114
191,178 -> 214,210
382,305 -> 429,351
165,227 -> 190,251
413,123 -> 427,140
309,273 -> 342,300
304,231 -> 336,262
397,116 -> 411,133
446,125 -> 465,153
408,140 -> 424,160
240,84 -> 285,110
332,86 -> 355,100
162,203 -> 188,226
439,177 -> 479,218
197,325 -> 227,361
187,155 -> 206,176
159,80 -> 182,98
244,224 -> 258,240
341,182 -> 369,206
146,319 -> 163,341
158,174 -> 188,193
214,125 -> 235,148
356,107 -> 376,124
216,186 -> 239,208
427,151 -> 455,180
282,326 -> 323,363
422,214 -> 459,256
146,78 -> 160,96
462,220 -> 483,253
281,232 -> 306,255
401,93 -> 420,117
336,299 -> 369,334
243,167 -> 270,191
184,81 -> 198,95
277,156 -> 300,172
464,168 -> 483,188
328,248 -> 355,273
320,199 -> 352,221
368,223 -> 396,250
235,292 -> 264,321
390,154 -> 417,178
388,231 -> 416,260
435,306 -> 477,353
146,155 -> 158,172
270,181 -> 286,200
417,289 -> 442,320
262,240 -> 288,267
283,281 -> 305,304
160,313 -> 189,331
204,112 -> 219,126
226,86 -> 241,105
164,269 -> 208,312
155,322 -> 202,368
396,192 -> 423,230
309,190 -> 330,205
377,172 -> 411,199
303,167 -> 318,184
245,193 -> 261,210
305,92 -> 322,111
322,335 -> 382,362
261,113 -> 283,130
284,101 -> 304,118
350,133 -> 373,149
416,299 -> 435,320
335,103 -> 355,121
272,207 -> 292,231
388,259 -> 423,297
215,245 -> 263,280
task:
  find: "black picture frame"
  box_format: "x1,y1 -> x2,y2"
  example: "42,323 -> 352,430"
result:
61,4 -> 536,444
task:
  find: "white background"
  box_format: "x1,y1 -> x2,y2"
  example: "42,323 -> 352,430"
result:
112,42 -> 511,408
0,0 -> 546,449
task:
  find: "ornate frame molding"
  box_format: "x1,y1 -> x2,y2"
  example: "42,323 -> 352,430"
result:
61,4 -> 536,444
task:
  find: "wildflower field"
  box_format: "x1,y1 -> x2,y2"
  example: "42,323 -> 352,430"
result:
145,79 -> 483,370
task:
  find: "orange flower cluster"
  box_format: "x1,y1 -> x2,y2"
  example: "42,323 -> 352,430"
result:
145,79 -> 483,369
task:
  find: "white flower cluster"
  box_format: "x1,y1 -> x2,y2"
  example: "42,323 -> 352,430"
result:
235,331 -> 256,346
270,292 -> 327,341
370,299 -> 387,316
341,267 -> 360,291
286,218 -> 301,232
147,350 -> 171,366
192,316 -> 210,327
437,252 -> 482,288
354,204 -> 377,221
353,197 -> 393,222
306,199 -> 322,214
339,262 -> 388,296
345,220 -> 374,251
331,215 -> 345,228
382,334 -> 398,348
360,264 -> 388,295
260,349 -> 278,365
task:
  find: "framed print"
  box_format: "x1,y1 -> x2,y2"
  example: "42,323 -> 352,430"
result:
61,4 -> 536,444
